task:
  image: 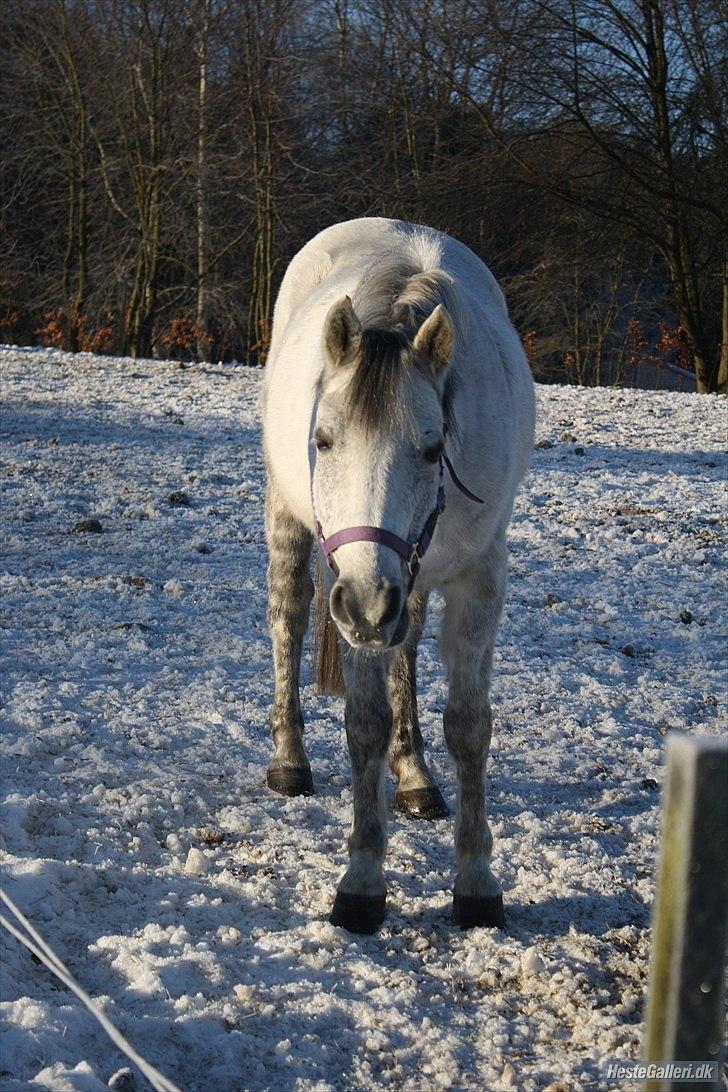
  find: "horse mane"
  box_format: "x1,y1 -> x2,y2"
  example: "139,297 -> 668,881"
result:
344,257 -> 462,434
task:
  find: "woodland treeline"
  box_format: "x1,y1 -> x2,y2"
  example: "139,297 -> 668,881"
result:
1,0 -> 726,390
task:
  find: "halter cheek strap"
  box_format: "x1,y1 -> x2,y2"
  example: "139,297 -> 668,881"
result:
315,449 -> 483,593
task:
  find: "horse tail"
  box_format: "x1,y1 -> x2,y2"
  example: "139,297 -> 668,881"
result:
314,554 -> 346,695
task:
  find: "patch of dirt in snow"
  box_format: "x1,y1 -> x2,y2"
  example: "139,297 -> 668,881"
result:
1,347 -> 725,1091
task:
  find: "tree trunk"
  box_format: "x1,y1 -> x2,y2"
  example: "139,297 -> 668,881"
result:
248,119 -> 274,363
139,175 -> 161,359
58,2 -> 88,354
244,11 -> 276,365
572,232 -> 585,385
718,243 -> 728,395
195,0 -> 210,361
643,1 -> 715,392
63,173 -> 78,350
126,247 -> 144,357
663,230 -> 715,393
74,96 -> 88,338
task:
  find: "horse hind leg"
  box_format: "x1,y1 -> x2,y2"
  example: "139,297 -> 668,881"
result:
388,591 -> 448,820
265,476 -> 314,797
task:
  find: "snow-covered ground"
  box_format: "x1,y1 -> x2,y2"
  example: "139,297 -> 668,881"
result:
0,345 -> 724,1092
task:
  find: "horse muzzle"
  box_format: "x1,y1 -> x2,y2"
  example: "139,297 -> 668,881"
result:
330,578 -> 408,649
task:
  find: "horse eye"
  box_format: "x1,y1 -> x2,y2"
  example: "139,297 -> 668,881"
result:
315,433 -> 332,451
423,441 -> 444,464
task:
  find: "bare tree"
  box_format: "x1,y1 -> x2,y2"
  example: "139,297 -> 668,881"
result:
1,0 -> 724,384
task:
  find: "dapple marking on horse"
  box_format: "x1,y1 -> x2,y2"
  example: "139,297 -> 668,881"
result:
261,218 -> 534,934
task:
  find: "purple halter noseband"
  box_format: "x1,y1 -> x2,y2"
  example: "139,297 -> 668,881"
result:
314,436 -> 484,593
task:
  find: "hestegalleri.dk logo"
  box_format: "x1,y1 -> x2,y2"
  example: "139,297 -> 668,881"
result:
602,1060 -> 719,1083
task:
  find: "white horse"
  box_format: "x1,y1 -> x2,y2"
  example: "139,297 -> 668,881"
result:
261,218 -> 534,933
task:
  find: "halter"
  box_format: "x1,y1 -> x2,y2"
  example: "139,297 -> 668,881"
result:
314,437 -> 484,594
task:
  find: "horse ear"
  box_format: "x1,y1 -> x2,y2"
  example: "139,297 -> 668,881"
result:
413,304 -> 454,375
324,296 -> 362,365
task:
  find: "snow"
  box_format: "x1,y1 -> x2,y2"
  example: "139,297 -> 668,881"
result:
184,848 -> 212,876
0,345 -> 725,1091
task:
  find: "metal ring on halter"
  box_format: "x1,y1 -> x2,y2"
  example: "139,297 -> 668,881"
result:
406,542 -> 421,579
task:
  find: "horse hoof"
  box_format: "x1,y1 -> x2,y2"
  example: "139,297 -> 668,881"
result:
452,892 -> 504,930
330,891 -> 386,934
395,785 -> 449,820
266,766 -> 314,797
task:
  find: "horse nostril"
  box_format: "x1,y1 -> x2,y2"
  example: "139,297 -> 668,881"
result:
331,580 -> 364,630
378,584 -> 401,628
330,580 -> 352,626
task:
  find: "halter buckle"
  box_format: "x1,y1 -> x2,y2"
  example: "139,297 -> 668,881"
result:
406,541 -> 421,579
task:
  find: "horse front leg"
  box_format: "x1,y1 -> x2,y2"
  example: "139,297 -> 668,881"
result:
265,476 -> 314,797
388,591 -> 448,820
330,651 -> 392,934
441,539 -> 508,929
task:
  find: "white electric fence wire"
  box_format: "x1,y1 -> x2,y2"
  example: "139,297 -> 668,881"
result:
0,886 -> 183,1092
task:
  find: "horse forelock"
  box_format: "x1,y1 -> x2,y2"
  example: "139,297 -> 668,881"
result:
335,260 -> 459,435
345,328 -> 411,432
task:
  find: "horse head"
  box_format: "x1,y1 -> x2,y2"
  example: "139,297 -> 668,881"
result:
311,293 -> 454,650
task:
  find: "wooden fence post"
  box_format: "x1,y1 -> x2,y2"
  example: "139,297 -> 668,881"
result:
643,733 -> 728,1091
